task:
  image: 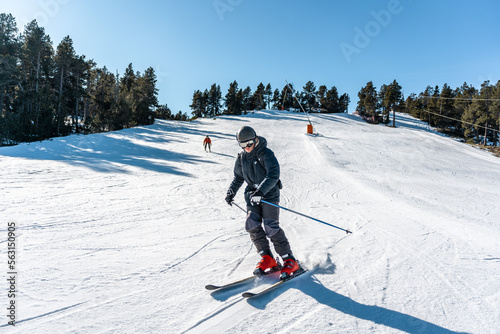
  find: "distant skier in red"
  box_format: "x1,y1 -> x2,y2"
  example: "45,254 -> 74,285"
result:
203,135 -> 212,152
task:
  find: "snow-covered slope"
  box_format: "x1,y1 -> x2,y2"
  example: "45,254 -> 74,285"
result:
1,110 -> 499,333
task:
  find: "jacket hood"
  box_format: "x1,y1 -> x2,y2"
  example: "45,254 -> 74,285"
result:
247,136 -> 267,157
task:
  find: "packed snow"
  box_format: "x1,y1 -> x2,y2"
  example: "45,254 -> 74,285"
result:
1,110 -> 499,333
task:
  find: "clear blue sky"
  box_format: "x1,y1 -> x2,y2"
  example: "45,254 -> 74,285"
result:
4,0 -> 500,114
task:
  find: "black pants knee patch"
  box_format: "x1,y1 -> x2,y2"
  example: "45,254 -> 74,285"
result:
245,211 -> 262,232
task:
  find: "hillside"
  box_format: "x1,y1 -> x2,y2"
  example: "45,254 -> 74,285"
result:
1,110 -> 499,333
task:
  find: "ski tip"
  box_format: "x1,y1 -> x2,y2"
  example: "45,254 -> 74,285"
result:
205,285 -> 219,290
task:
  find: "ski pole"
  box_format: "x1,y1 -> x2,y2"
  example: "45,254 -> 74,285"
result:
231,201 -> 247,213
261,200 -> 352,234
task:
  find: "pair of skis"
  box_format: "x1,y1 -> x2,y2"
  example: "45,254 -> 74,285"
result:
205,267 -> 308,298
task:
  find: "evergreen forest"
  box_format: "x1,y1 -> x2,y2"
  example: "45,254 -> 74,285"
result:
0,13 -> 164,146
356,80 -> 500,146
189,81 -> 350,118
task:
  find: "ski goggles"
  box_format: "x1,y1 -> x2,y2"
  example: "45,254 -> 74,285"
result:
238,139 -> 255,148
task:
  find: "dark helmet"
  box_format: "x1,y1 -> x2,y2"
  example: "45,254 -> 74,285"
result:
236,126 -> 256,143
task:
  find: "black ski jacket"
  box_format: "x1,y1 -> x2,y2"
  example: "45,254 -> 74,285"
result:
228,136 -> 280,205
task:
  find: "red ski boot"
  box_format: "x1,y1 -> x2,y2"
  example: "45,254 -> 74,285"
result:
253,255 -> 279,276
280,256 -> 300,280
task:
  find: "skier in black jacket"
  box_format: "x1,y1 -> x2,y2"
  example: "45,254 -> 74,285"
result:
225,126 -> 299,279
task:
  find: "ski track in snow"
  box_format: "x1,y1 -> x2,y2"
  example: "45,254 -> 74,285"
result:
160,235 -> 223,273
1,110 -> 499,333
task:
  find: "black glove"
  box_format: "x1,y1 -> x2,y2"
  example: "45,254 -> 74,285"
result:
250,190 -> 263,206
225,189 -> 235,205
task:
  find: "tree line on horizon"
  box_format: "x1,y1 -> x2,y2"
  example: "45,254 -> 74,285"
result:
2,13 -> 499,148
189,81 -> 350,118
0,13 -> 164,146
356,79 -> 500,146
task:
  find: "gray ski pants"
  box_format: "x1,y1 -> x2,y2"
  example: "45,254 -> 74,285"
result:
245,202 -> 292,257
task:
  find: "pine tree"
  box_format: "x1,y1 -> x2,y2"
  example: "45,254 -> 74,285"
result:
0,13 -> 21,144
154,104 -> 172,120
70,55 -> 87,132
426,85 -> 440,127
489,80 -> 500,146
474,81 -> 494,145
0,14 -> 19,115
302,81 -> 317,111
380,80 -> 403,125
253,83 -> 265,110
357,81 -> 377,120
241,86 -> 253,112
437,83 -> 455,132
379,84 -> 389,122
118,63 -> 136,128
405,93 -> 425,120
416,86 -> 433,124
454,82 -> 476,139
280,84 -> 293,110
325,86 -> 340,113
264,83 -> 272,109
456,85 -> 472,142
224,80 -> 242,115
190,90 -> 205,118
461,82 -> 494,144
133,66 -> 158,126
207,83 -> 221,117
19,20 -> 55,141
54,35 -> 79,136
317,85 -> 327,112
90,66 -> 118,132
202,90 -> 209,117
271,88 -> 281,110
339,93 -> 350,113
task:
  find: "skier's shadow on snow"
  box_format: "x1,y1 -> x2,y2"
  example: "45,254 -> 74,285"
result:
247,266 -> 467,334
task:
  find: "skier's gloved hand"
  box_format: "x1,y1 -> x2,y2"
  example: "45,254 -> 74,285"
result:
250,190 -> 263,206
225,189 -> 235,206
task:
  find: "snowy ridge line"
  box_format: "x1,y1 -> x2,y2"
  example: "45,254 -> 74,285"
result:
160,235 -> 223,273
